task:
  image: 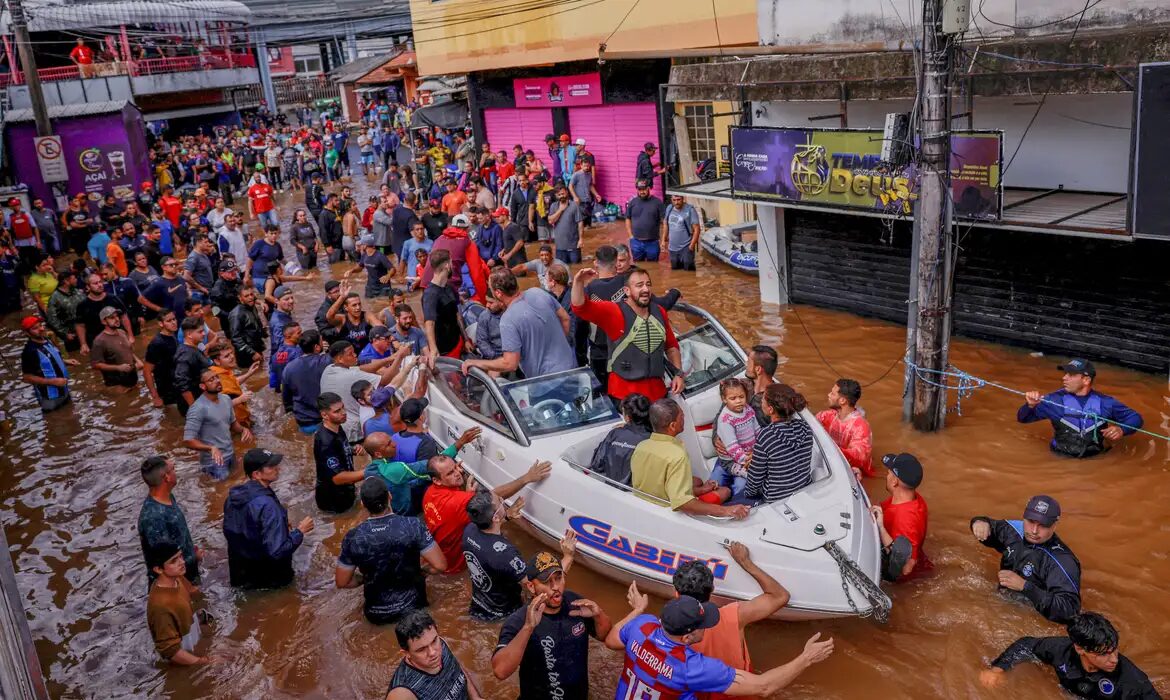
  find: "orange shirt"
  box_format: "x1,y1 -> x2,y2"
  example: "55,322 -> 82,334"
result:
690,602 -> 756,700
421,484 -> 473,573
106,241 -> 128,277
440,190 -> 468,217
210,365 -> 251,426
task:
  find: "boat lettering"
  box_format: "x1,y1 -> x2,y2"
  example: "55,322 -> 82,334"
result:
568,515 -> 728,580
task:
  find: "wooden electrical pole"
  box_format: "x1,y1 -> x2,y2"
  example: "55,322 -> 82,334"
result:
9,0 -> 52,137
908,0 -> 955,431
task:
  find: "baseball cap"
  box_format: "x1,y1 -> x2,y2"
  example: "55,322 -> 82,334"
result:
400,397 -> 429,424
6,197 -> 18,206
141,181 -> 153,189
21,315 -> 42,331
98,306 -> 120,321
525,551 -> 564,581
428,198 -> 440,208
451,214 -> 471,228
881,453 -> 923,488
359,234 -> 376,247
324,279 -> 341,292
644,142 -> 657,150
1023,495 -> 1061,526
369,386 -> 395,409
243,448 -> 283,475
574,138 -> 586,147
492,206 -> 509,218
254,163 -> 265,171
220,258 -> 238,271
635,179 -> 650,189
661,595 -> 720,636
274,285 -> 293,299
369,325 -> 392,340
559,134 -> 570,143
1057,358 -> 1096,378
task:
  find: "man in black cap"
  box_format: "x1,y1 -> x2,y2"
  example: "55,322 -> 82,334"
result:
635,141 -> 664,185
1018,358 -> 1143,457
604,589 -> 834,697
871,453 -> 932,582
980,611 -> 1162,698
208,258 -> 241,318
492,550 -> 609,699
390,397 -> 444,465
223,448 -> 314,589
970,495 -> 1082,622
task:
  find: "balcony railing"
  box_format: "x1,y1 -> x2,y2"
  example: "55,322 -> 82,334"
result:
0,51 -> 257,87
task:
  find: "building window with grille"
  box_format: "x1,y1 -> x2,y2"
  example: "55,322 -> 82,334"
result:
683,104 -> 716,162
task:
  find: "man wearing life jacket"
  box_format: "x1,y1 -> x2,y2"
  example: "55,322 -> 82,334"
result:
970,495 -> 1082,623
418,214 -> 488,304
5,198 -> 42,274
1017,359 -> 1143,458
570,266 -> 685,402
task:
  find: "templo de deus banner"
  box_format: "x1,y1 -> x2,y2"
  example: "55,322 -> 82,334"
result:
730,126 -> 1003,221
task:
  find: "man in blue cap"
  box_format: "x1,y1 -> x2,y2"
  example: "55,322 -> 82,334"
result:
970,495 -> 1081,623
1018,358 -> 1143,457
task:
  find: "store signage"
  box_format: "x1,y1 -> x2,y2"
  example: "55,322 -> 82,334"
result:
513,72 -> 602,108
34,136 -> 68,183
730,126 -> 1003,221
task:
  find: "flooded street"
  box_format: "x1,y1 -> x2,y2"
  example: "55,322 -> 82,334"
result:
1,176 -> 1168,699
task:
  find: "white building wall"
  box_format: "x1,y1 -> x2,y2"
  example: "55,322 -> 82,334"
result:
753,92 -> 1132,192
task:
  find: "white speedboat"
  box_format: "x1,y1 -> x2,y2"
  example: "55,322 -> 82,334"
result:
701,222 -> 759,275
423,303 -> 890,621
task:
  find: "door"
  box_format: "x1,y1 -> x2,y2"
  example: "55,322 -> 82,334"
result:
567,103 -> 661,205
484,108 -> 553,164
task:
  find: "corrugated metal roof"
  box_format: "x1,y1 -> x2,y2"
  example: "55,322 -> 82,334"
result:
331,52 -> 396,84
0,0 -> 250,33
4,100 -> 131,124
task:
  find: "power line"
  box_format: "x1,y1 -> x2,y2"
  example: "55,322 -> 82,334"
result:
600,0 -> 642,49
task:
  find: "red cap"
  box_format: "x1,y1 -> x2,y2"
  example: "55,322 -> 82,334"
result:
141,181 -> 153,189
21,316 -> 42,331
559,134 -> 570,142
7,197 -> 19,206
492,206 -> 509,218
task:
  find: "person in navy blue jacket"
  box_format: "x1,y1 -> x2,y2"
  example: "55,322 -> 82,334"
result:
1017,358 -> 1143,458
970,495 -> 1081,623
223,449 -> 314,589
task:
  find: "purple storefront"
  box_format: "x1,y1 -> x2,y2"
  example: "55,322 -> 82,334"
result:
3,100 -> 151,211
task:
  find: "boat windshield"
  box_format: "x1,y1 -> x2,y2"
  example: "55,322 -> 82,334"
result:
497,368 -> 620,438
671,308 -> 745,395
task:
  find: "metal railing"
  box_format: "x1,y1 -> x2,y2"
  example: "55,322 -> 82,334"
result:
0,52 -> 257,86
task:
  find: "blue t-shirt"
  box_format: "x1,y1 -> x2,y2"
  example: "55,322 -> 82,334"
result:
616,614 -> 736,699
390,325 -> 428,355
357,342 -> 392,365
248,240 -> 284,279
331,132 -> 348,153
400,237 -> 433,271
156,221 -> 175,255
337,513 -> 435,622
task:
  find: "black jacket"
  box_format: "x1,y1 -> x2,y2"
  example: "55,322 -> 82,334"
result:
305,182 -> 324,213
173,343 -> 212,398
992,636 -> 1160,699
227,303 -> 265,365
971,517 -> 1082,623
209,276 -> 241,317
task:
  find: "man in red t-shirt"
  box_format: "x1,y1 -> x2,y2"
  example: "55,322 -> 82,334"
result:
872,453 -> 932,582
70,38 -> 95,78
246,171 -> 278,229
158,186 -> 183,228
571,266 -> 685,402
421,449 -> 552,574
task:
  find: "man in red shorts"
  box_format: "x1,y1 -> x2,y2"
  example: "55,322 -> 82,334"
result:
570,266 -> 685,402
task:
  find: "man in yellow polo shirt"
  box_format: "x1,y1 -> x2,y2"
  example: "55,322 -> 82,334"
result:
630,398 -> 749,520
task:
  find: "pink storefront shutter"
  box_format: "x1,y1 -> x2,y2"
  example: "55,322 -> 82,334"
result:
484,108 -> 552,164
567,103 -> 660,206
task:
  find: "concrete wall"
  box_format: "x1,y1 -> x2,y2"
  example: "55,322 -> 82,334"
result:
759,0 -> 1170,49
410,0 -> 757,75
130,67 -> 260,96
754,93 -> 1133,192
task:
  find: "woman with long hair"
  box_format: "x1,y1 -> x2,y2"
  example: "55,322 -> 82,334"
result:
741,383 -> 815,503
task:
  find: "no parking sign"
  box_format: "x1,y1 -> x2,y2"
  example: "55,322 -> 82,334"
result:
35,135 -> 68,183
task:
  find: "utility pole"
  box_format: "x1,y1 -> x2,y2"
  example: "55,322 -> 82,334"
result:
907,0 -> 956,431
9,0 -> 52,137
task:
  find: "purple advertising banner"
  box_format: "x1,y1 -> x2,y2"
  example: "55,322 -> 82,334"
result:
730,126 -> 1002,220
513,72 -> 603,108
5,104 -> 151,214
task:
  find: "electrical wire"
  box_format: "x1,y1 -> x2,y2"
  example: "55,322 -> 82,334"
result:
600,0 -> 642,49
709,0 -> 722,55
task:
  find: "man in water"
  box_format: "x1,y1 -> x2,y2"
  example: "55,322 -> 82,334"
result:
871,453 -> 931,582
1018,359 -> 1143,458
605,590 -> 835,697
981,611 -> 1161,698
816,378 -> 874,478
20,315 -> 78,412
970,495 -> 1081,623
491,551 -> 610,699
387,610 -> 483,699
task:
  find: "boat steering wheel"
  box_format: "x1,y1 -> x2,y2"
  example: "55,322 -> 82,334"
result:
531,398 -> 568,425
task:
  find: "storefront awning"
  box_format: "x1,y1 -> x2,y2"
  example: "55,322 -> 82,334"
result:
669,178 -> 1130,239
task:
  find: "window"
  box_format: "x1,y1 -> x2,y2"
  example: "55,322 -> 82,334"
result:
434,369 -> 517,441
294,57 -> 322,75
683,104 -> 716,162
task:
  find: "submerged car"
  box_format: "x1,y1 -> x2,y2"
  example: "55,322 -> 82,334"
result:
423,303 -> 890,621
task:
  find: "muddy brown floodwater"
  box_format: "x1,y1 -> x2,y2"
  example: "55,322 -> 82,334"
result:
1,176 -> 1168,699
